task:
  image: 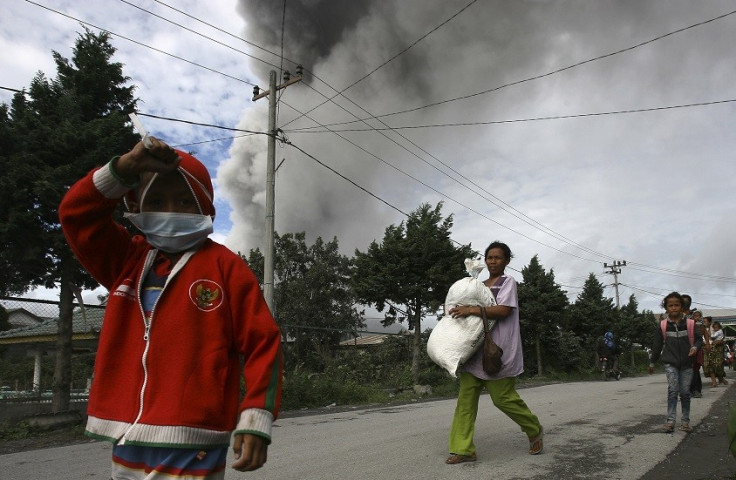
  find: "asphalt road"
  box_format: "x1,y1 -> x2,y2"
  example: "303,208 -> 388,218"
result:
2,374 -> 734,479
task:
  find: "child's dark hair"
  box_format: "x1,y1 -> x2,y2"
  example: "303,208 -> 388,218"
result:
713,321 -> 722,329
661,291 -> 683,309
485,241 -> 513,261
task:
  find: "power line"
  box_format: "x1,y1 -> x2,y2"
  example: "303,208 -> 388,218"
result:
279,0 -> 480,131
626,263 -> 736,284
310,8 -> 736,127
621,283 -> 735,310
135,113 -> 266,135
0,86 -> 26,95
117,0 -> 281,75
26,0 -> 258,87
151,0 -> 288,70
281,139 -> 409,217
287,99 -> 736,133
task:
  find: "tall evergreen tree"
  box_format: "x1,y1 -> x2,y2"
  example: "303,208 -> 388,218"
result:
518,255 -> 569,375
567,273 -> 617,367
618,294 -> 657,368
0,28 -> 138,411
352,203 -> 474,384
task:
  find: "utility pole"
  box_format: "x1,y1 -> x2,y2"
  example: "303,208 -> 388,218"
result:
603,260 -> 627,309
252,67 -> 302,311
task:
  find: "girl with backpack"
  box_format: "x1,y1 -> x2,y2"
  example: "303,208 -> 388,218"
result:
649,292 -> 704,433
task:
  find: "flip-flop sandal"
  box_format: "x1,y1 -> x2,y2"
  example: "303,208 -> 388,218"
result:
529,426 -> 544,455
445,453 -> 477,464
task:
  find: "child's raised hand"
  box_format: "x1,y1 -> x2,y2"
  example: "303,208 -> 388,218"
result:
114,137 -> 181,182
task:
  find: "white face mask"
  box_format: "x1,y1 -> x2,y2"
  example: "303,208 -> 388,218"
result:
123,212 -> 213,253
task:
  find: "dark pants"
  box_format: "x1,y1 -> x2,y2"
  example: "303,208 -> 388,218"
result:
690,364 -> 702,393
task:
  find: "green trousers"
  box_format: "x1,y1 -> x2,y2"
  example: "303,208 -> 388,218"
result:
448,372 -> 541,455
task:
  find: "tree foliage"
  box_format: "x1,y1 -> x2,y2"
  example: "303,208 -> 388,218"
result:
352,203 -> 474,384
247,232 -> 364,370
0,28 -> 138,411
565,273 -> 617,368
518,255 -> 569,375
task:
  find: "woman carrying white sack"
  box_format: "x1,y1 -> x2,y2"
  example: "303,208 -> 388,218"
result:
444,241 -> 543,465
426,257 -> 496,378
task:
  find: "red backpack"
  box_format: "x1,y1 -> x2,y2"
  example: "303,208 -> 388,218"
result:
660,318 -> 695,346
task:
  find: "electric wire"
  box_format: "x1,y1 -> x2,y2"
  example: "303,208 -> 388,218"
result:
25,0 -> 259,87
278,0 -> 480,130
310,8 -> 736,128
287,99 -> 736,133
626,263 -> 736,284
0,86 -> 25,94
622,283 -> 735,310
151,0 -> 287,68
281,136 -> 602,264
136,113 -> 266,135
279,140 -> 409,217
118,0 -> 282,74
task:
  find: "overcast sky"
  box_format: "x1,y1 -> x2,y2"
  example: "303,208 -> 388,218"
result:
2,0 -> 735,318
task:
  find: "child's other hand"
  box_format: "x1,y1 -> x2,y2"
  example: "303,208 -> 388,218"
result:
232,433 -> 267,472
688,347 -> 697,357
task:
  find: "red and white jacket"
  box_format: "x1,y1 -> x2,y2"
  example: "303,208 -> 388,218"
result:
59,163 -> 283,448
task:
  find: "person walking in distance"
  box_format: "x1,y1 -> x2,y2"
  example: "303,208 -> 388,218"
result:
649,292 -> 703,433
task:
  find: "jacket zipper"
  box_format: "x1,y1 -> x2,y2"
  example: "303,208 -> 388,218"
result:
117,251 -> 192,445
119,252 -> 160,445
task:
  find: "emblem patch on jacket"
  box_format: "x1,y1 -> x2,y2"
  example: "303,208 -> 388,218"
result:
189,280 -> 224,311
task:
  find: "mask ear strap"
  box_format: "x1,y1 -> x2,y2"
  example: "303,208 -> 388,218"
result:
179,167 -> 213,217
129,173 -> 158,213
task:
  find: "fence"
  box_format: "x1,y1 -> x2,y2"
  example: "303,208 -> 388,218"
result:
1,295 -> 105,323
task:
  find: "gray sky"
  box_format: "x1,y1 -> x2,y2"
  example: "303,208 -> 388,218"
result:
2,0 -> 735,315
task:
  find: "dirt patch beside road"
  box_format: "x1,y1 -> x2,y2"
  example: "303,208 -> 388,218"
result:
639,382 -> 736,480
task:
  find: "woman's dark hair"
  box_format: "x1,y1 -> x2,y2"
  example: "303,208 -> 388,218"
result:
485,241 -> 513,261
661,291 -> 683,309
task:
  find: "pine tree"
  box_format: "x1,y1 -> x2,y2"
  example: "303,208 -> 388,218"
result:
0,28 -> 138,411
519,255 -> 569,375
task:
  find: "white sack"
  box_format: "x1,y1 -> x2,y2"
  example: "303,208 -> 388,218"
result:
427,276 -> 496,377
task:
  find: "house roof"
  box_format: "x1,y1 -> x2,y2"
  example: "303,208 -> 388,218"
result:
6,307 -> 45,329
338,331 -> 408,347
0,307 -> 104,345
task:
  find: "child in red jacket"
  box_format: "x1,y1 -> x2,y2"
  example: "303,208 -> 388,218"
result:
59,137 -> 283,479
